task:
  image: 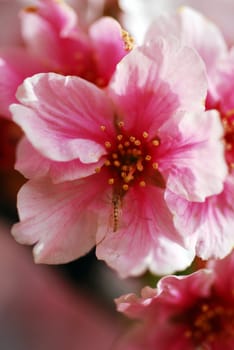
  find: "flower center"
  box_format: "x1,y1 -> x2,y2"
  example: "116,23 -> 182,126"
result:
96,122 -> 161,195
182,297 -> 234,347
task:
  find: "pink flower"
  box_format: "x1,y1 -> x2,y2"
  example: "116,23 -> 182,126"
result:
115,250 -> 234,349
0,0 -> 130,119
145,7 -> 234,260
11,36 -> 226,277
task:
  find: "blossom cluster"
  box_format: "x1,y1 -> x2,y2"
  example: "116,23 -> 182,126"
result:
1,0 -> 234,349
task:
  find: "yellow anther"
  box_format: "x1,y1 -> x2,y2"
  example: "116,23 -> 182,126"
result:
129,136 -> 136,142
95,167 -> 101,173
202,304 -> 209,312
104,160 -> 111,166
124,141 -> 130,147
152,139 -> 160,146
122,165 -> 128,171
117,134 -> 123,141
108,178 -> 115,185
24,5 -> 38,12
152,162 -> 158,169
139,181 -> 146,187
121,171 -> 127,178
112,153 -> 118,159
118,121 -> 124,128
100,125 -> 106,131
122,184 -> 129,191
121,29 -> 134,51
136,162 -> 144,171
114,160 -> 121,167
134,139 -> 141,146
142,131 -> 149,138
145,155 -> 151,161
105,141 -> 112,148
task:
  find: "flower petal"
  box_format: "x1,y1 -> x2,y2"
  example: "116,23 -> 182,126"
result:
15,137 -> 105,183
11,73 -> 114,162
12,175 -> 107,264
166,174 -> 234,259
96,186 -> 193,278
159,109 -> 227,201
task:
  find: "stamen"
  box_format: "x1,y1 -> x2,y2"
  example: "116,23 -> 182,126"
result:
118,144 -> 124,150
105,141 -> 112,148
104,160 -> 111,166
114,160 -> 121,167
122,184 -> 129,191
108,178 -> 115,185
134,140 -> 141,146
121,29 -> 134,51
95,167 -> 101,173
142,131 -> 149,138
145,155 -> 151,161
129,136 -> 136,142
152,139 -> 160,146
152,162 -> 159,169
139,181 -> 146,187
118,121 -> 124,128
112,153 -> 118,159
100,125 -> 106,131
117,134 -> 123,141
124,141 -> 130,147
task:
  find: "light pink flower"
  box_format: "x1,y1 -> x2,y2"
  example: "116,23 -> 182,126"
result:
11,36 -> 226,277
145,7 -> 234,260
115,250 -> 234,350
0,0 -> 130,119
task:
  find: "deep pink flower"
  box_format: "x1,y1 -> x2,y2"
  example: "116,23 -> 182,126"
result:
145,7 -> 234,260
115,250 -> 234,349
11,36 -> 226,277
0,0 -> 131,119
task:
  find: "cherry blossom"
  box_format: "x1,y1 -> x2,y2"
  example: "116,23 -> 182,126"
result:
146,7 -> 234,260
115,250 -> 234,349
0,0 -> 131,119
11,36 -> 226,277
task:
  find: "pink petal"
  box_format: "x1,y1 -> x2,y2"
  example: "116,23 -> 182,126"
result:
16,137 -> 105,183
11,73 -> 115,162
12,174 -> 107,264
141,35 -> 208,112
20,0 -> 91,73
96,186 -> 193,278
159,109 -> 227,201
89,16 -> 131,85
0,48 -> 43,118
108,35 -> 207,137
146,7 -> 227,76
108,47 -> 180,136
166,175 -> 234,259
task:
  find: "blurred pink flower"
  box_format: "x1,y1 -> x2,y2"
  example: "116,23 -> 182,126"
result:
146,7 -> 234,260
119,0 -> 234,46
11,35 -> 226,277
115,249 -> 234,349
0,0 -> 130,119
0,219 -> 121,350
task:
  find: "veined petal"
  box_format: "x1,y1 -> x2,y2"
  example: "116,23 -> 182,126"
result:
11,73 -> 115,162
0,47 -> 43,118
159,109 -> 227,201
12,174 -> 108,264
108,47 -> 180,136
15,137 -> 104,183
96,186 -> 193,278
166,175 -> 234,259
89,16 -> 132,85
